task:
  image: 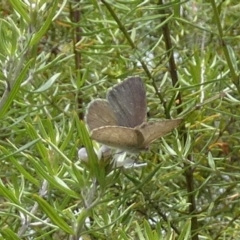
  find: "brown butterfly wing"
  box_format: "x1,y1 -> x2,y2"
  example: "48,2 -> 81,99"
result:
91,126 -> 145,152
85,99 -> 118,131
107,77 -> 147,128
136,119 -> 182,148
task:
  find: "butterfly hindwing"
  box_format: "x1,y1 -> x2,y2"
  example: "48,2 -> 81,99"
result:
91,126 -> 145,152
137,119 -> 182,147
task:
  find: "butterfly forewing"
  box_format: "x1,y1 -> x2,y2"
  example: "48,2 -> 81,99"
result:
137,119 -> 182,147
91,126 -> 145,152
107,77 -> 147,128
85,99 -> 118,131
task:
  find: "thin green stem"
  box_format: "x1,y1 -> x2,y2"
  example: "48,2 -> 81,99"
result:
210,0 -> 239,92
100,0 -> 167,115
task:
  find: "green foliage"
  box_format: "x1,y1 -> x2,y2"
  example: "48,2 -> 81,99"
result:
1,0 -> 240,239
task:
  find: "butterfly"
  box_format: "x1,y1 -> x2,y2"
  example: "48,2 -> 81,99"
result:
85,77 -> 182,152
